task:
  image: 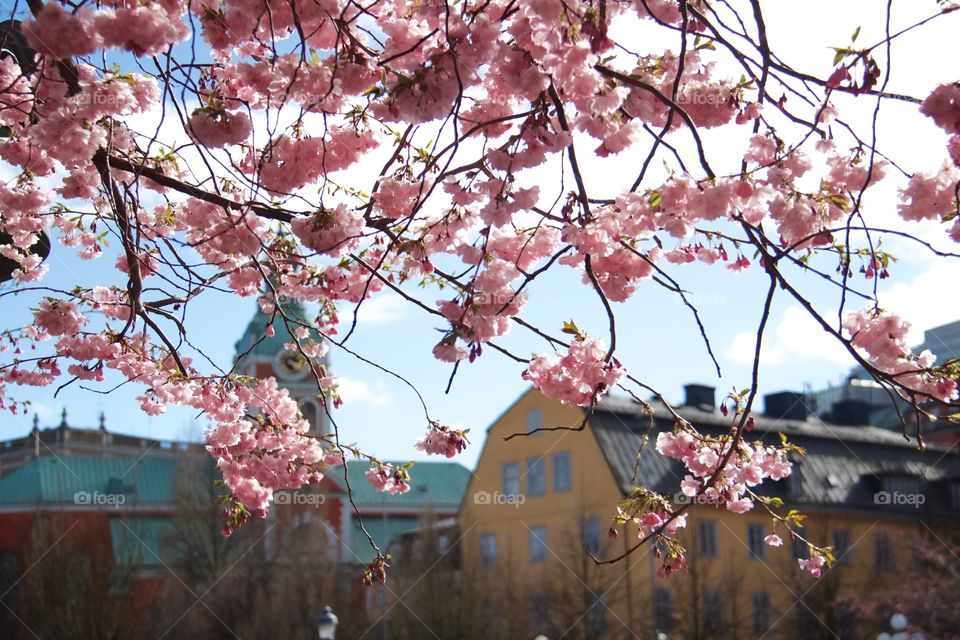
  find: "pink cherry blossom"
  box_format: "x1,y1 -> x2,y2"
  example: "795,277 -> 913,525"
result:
33,299 -> 85,337
415,425 -> 469,458
187,109 -> 252,148
523,338 -> 625,407
921,83 -> 960,135
798,553 -> 827,578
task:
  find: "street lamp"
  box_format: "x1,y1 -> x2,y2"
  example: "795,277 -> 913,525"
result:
315,606 -> 339,640
876,613 -> 924,640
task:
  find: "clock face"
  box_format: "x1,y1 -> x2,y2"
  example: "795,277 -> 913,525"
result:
277,351 -> 308,379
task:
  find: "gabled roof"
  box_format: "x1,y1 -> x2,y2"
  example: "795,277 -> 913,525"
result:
327,460 -> 472,510
0,456 -> 178,505
589,395 -> 960,514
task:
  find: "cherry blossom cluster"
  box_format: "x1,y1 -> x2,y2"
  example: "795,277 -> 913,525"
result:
844,307 -> 959,403
414,424 -> 469,459
365,463 -> 412,495
613,488 -> 689,577
922,83 -> 960,166
0,0 -> 958,576
656,428 -> 793,515
523,337 -> 625,407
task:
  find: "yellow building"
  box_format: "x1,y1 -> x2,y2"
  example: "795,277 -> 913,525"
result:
458,385 -> 960,640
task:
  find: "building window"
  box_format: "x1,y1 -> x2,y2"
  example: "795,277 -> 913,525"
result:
502,462 -> 520,498
529,525 -> 548,564
747,523 -> 766,559
526,409 -> 542,435
882,474 -> 921,498
437,535 -> 449,555
529,594 -> 550,635
299,399 -> 320,431
698,519 -> 718,557
479,533 -> 497,567
526,457 -> 545,496
950,481 -> 960,510
791,529 -> 809,560
837,602 -> 858,640
786,463 -> 803,498
752,592 -> 771,636
653,588 -> 673,633
703,589 -> 725,635
553,451 -> 572,492
795,601 -> 817,640
833,529 -> 851,565
585,593 -> 607,636
582,516 -> 601,556
875,533 -> 893,569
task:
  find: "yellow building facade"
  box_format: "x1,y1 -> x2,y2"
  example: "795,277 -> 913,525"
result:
458,386 -> 960,640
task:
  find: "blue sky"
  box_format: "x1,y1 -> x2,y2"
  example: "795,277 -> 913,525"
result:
2,1 -> 959,472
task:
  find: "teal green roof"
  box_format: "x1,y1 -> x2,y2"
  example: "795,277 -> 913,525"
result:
234,299 -> 321,358
109,516 -> 176,567
349,516 -> 419,564
333,461 -> 472,508
0,456 -> 177,504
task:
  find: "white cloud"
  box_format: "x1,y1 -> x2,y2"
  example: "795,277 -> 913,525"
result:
335,377 -> 393,408
774,306 -> 850,364
726,330 -> 784,366
352,293 -> 408,326
878,261 -> 960,345
726,305 -> 851,366
30,402 -> 58,420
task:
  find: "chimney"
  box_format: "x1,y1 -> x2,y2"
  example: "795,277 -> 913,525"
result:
684,384 -> 716,410
829,399 -> 873,426
764,391 -> 810,421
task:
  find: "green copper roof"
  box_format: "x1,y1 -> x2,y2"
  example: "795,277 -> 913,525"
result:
234,299 -> 324,359
331,461 -> 472,509
0,456 -> 177,504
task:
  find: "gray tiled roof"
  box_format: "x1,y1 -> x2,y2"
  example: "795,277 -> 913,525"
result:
589,395 -> 960,515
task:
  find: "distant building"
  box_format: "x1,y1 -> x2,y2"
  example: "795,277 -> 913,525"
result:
0,411 -> 204,479
0,300 -> 472,635
459,385 -> 960,639
916,319 -> 960,361
808,319 -> 960,448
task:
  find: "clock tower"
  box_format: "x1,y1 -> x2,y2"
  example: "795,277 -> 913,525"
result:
234,299 -> 329,437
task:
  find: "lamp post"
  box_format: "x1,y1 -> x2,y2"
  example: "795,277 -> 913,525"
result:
876,613 -> 925,640
315,606 -> 339,640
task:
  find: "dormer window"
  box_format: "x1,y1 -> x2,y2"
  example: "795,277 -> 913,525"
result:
785,463 -> 803,499
881,474 -> 921,497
